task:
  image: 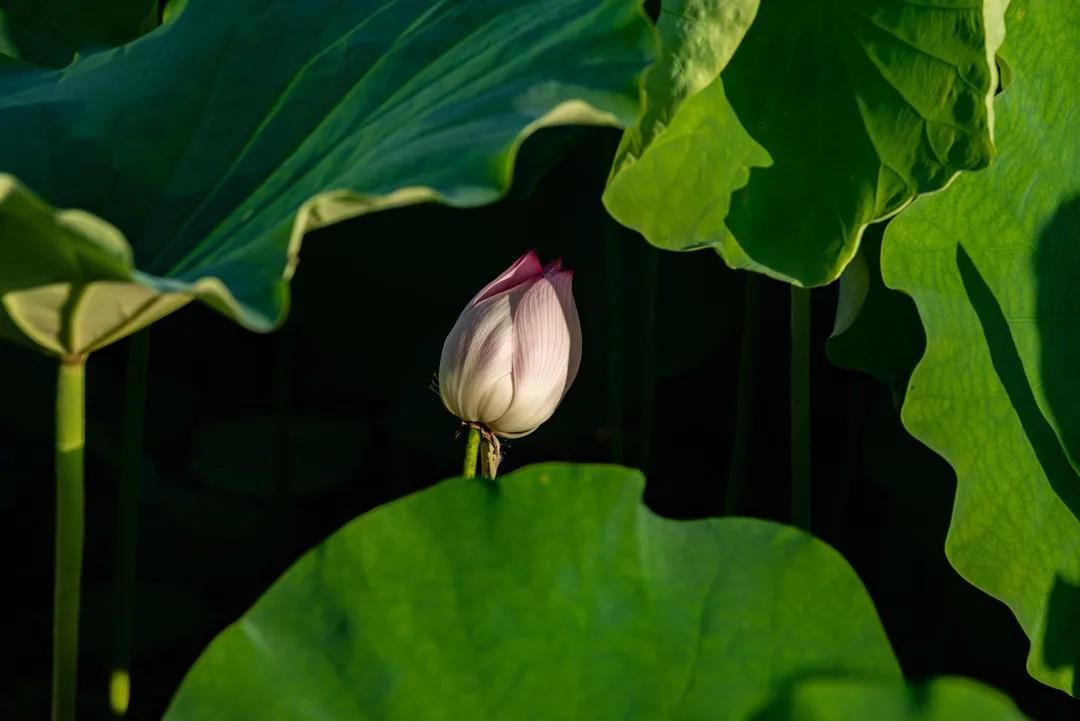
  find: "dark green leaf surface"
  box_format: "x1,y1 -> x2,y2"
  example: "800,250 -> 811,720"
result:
164,464 -> 900,720
0,0 -> 653,357
882,0 -> 1080,694
0,0 -> 156,67
606,0 -> 1007,286
756,677 -> 1027,721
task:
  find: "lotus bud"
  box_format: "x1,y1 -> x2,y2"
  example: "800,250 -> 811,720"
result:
439,251 -> 581,439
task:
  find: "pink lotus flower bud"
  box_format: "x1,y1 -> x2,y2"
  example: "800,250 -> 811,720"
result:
439,251 -> 581,439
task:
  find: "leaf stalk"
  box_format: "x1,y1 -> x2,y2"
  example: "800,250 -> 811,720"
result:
53,357 -> 86,721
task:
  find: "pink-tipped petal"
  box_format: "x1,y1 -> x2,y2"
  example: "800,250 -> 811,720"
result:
438,294 -> 515,424
468,250 -> 543,308
489,275 -> 578,437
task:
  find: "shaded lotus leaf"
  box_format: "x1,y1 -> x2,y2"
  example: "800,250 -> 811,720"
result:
605,0 -> 1007,286
882,0 -> 1080,695
0,0 -> 654,358
603,0 -> 767,262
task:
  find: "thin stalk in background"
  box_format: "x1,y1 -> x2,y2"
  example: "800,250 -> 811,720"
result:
790,286 -> 812,531
462,426 -> 481,479
604,220 -> 626,465
54,358 -> 86,721
109,332 -> 150,717
723,274 -> 763,515
637,246 -> 658,475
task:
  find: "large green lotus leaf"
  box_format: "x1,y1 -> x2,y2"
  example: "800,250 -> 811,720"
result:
163,463 -> 900,721
881,0 -> 1080,694
605,0 -> 1007,286
0,0 -> 156,67
0,0 -> 654,358
756,677 -> 1026,721
603,0 -> 768,260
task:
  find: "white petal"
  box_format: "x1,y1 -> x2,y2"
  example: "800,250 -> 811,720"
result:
489,275 -> 576,437
438,292 -> 515,423
551,270 -> 581,394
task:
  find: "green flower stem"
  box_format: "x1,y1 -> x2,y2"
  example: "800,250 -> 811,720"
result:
790,286 -> 812,531
724,274 -> 763,514
462,426 -> 481,479
109,332 -> 150,717
54,358 -> 86,721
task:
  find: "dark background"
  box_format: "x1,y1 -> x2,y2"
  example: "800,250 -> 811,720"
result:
0,126 -> 1074,720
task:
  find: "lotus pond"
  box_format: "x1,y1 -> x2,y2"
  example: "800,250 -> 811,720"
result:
1,1 -> 1079,720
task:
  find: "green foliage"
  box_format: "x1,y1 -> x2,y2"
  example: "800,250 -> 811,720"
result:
0,0 -> 654,357
604,0 -> 766,265
882,0 -> 1080,695
0,0 -> 1069,715
0,0 -> 156,67
757,677 -> 1027,721
605,0 -> 1007,286
164,464 -> 901,721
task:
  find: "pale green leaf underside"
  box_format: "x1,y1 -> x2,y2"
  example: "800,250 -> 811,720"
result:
882,0 -> 1080,695
607,0 -> 761,176
0,0 -> 654,357
603,0 -> 767,261
164,464 -> 900,721
606,0 -> 1007,287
